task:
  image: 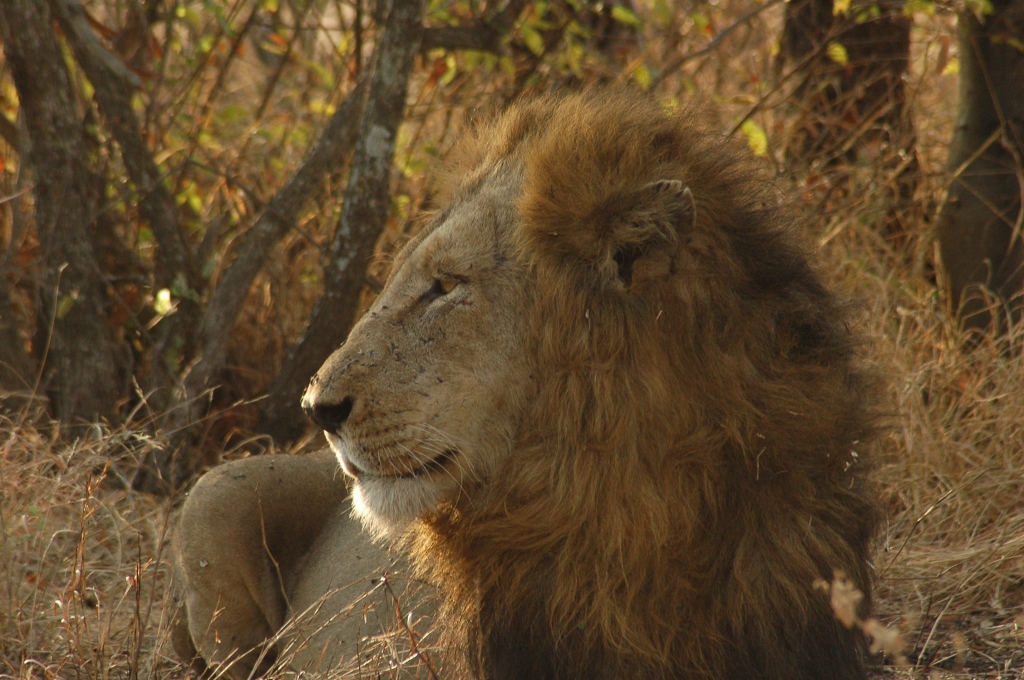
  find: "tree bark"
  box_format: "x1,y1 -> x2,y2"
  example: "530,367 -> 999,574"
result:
50,0 -> 203,410
259,0 -> 425,444
0,0 -> 123,423
0,134 -> 35,397
936,1 -> 1024,334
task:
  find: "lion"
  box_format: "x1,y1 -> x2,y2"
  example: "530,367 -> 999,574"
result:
171,450 -> 436,678
175,89 -> 881,679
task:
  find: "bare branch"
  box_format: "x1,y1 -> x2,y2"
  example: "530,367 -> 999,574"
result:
652,0 -> 783,88
179,80 -> 369,409
134,71 -> 369,491
420,0 -> 528,53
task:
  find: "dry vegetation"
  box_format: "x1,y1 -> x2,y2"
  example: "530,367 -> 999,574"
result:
1,0 -> 1023,678
0,418 -> 182,678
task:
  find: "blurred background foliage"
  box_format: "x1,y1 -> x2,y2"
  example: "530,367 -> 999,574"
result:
0,0 -> 1020,486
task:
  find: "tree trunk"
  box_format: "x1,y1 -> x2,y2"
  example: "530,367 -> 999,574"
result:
0,0 -> 123,423
259,0 -> 425,444
935,1 -> 1024,335
779,0 -> 917,244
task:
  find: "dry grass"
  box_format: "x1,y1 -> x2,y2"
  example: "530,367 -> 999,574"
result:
865,285 -> 1024,677
806,20 -> 1024,670
2,4 -> 1023,680
0,414 -> 182,679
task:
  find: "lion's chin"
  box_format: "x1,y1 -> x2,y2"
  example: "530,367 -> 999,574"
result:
324,432 -> 449,538
351,478 -> 445,538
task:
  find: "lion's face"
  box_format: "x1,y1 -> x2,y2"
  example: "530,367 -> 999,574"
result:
302,162 -> 534,535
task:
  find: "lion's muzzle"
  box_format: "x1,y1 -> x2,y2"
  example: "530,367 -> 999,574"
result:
302,394 -> 354,434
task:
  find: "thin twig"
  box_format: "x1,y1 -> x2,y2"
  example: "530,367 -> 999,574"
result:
651,0 -> 783,89
381,573 -> 439,680
881,468 -> 993,577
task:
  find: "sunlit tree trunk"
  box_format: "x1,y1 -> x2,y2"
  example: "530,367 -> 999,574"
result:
0,0 -> 123,422
935,1 -> 1024,335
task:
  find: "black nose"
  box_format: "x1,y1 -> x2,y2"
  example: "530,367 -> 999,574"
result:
303,396 -> 355,433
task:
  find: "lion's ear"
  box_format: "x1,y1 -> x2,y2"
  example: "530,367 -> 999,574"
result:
605,179 -> 696,289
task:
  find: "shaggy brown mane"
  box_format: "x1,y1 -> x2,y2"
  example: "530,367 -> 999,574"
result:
412,90 -> 880,680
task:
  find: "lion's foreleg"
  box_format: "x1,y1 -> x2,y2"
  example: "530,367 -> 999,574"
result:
173,451 -> 348,678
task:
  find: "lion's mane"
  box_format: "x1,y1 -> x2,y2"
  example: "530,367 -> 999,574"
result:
411,91 -> 880,680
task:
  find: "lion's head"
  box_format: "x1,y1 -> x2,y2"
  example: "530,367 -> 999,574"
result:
302,150 -> 535,536
302,90 -> 879,679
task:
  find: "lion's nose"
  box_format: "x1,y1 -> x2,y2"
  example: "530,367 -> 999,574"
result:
303,395 -> 355,433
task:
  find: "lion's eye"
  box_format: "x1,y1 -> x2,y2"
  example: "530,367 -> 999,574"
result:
438,276 -> 458,295
420,276 -> 459,304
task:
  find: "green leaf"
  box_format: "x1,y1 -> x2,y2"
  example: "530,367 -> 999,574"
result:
304,58 -> 335,89
740,120 -> 768,157
172,272 -> 199,301
632,63 -> 652,89
441,53 -> 458,86
653,0 -> 672,26
154,289 -> 173,316
833,0 -> 851,15
991,33 -> 1024,51
965,0 -> 993,19
401,153 -> 426,178
215,104 -> 248,126
56,293 -> 77,319
610,6 -> 643,28
826,41 -> 849,66
691,12 -> 710,35
521,24 -> 545,56
499,55 -> 516,78
903,0 -> 935,16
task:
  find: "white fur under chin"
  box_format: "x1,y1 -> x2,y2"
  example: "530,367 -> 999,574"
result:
324,431 -> 447,539
351,480 -> 443,538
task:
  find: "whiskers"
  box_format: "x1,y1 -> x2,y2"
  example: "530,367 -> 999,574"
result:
407,422 -> 479,494
352,420 -> 483,504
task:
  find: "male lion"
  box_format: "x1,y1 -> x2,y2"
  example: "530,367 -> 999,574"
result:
176,90 -> 881,679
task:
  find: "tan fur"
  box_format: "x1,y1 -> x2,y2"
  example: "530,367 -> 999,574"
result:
172,451 -> 433,678
301,90 -> 881,679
